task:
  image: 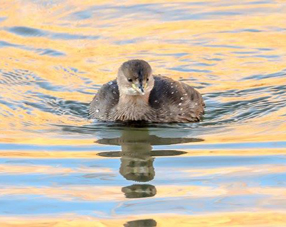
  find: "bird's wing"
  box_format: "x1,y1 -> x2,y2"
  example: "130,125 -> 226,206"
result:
149,76 -> 204,122
89,80 -> 119,120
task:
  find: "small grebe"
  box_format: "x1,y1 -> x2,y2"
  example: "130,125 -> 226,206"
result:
89,59 -> 204,122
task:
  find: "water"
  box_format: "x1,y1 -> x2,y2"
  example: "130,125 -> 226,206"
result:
0,0 -> 286,226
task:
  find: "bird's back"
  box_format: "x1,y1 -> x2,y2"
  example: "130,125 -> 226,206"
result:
149,76 -> 204,122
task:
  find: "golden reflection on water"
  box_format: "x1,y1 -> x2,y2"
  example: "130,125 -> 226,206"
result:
1,213 -> 286,227
2,183 -> 286,202
0,15 -> 285,143
1,0 -> 286,226
0,148 -> 286,159
0,127 -> 285,226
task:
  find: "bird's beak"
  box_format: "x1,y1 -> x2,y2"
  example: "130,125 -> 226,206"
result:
139,83 -> 144,93
132,83 -> 145,95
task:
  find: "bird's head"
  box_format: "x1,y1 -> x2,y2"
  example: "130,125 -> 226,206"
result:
117,59 -> 154,96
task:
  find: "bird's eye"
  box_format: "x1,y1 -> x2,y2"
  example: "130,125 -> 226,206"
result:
146,78 -> 149,82
128,78 -> 133,82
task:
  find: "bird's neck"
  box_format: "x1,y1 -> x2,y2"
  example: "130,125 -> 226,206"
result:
115,93 -> 151,121
118,93 -> 150,106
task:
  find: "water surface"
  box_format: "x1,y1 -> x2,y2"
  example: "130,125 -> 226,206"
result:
0,0 -> 286,226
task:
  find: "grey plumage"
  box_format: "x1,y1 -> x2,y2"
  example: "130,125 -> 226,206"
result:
148,76 -> 204,122
89,74 -> 204,123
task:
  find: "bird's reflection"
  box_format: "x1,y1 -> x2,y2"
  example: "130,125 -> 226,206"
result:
122,184 -> 157,198
97,127 -> 203,199
124,218 -> 157,227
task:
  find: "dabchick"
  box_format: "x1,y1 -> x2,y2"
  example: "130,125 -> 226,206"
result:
89,59 -> 204,122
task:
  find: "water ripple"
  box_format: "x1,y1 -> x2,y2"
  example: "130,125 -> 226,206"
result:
0,40 -> 65,56
5,26 -> 100,40
204,84 -> 286,125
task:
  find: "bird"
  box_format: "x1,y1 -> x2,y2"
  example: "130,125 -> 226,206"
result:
89,59 -> 204,123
